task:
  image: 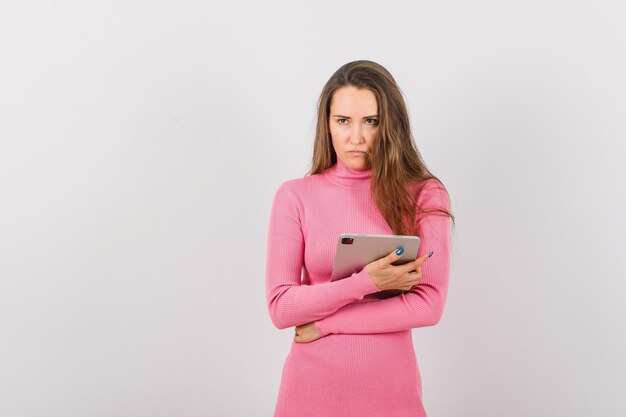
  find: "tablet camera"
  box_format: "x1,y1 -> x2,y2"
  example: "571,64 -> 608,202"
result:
341,237 -> 354,245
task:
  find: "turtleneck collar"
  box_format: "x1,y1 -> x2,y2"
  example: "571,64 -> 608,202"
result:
324,158 -> 372,188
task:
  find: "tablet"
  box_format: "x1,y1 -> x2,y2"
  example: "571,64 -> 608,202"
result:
330,233 -> 421,299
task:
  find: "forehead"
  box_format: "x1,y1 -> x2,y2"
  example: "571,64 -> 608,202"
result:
330,86 -> 378,115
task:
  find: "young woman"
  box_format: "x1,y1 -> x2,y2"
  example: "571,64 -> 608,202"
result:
265,60 -> 454,417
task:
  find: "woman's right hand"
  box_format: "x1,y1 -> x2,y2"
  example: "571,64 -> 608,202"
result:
365,249 -> 433,292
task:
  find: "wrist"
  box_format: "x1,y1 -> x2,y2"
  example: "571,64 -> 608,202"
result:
314,320 -> 329,338
361,266 -> 382,292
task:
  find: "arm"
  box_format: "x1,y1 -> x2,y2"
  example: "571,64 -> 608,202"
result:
265,182 -> 380,329
314,183 -> 451,336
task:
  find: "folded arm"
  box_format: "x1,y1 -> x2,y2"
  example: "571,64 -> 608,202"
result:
265,182 -> 380,329
314,183 -> 451,336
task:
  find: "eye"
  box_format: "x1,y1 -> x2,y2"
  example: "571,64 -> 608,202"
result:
337,118 -> 348,125
365,118 -> 379,125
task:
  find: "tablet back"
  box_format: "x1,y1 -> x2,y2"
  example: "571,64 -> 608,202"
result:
330,233 -> 421,299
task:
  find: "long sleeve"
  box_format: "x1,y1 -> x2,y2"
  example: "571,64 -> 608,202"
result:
265,182 -> 381,329
314,183 -> 451,336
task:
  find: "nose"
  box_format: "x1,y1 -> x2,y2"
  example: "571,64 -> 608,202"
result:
349,123 -> 365,144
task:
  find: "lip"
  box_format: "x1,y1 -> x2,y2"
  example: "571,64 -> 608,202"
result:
346,151 -> 366,155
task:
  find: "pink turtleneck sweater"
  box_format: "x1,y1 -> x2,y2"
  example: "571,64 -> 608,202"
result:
265,158 -> 451,417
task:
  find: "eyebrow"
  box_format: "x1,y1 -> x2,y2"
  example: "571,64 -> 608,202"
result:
331,114 -> 379,118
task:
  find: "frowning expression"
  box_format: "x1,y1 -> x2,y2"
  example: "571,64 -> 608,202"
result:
329,86 -> 379,170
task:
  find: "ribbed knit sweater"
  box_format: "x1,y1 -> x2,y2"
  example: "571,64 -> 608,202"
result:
265,158 -> 451,417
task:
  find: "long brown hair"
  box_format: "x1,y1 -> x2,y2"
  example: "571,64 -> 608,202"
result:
308,60 -> 455,236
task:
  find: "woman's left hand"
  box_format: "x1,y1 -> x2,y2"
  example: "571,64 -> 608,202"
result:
294,322 -> 321,343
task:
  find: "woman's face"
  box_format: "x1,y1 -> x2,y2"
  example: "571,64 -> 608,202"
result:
328,86 -> 379,170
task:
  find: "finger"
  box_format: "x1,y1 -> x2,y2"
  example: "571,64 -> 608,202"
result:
412,251 -> 433,268
382,247 -> 406,266
396,252 -> 429,274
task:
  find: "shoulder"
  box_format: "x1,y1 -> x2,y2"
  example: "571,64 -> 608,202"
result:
413,178 -> 450,211
270,174 -> 322,209
273,174 -> 319,196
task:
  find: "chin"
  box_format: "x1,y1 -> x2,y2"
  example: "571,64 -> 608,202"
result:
344,159 -> 368,170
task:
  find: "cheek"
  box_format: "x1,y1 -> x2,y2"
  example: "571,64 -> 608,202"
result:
330,126 -> 346,142
329,131 -> 340,150
365,129 -> 378,144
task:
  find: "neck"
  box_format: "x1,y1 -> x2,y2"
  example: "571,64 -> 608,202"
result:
324,158 -> 372,188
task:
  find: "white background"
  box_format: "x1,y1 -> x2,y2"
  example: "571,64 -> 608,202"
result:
1,1 -> 625,416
